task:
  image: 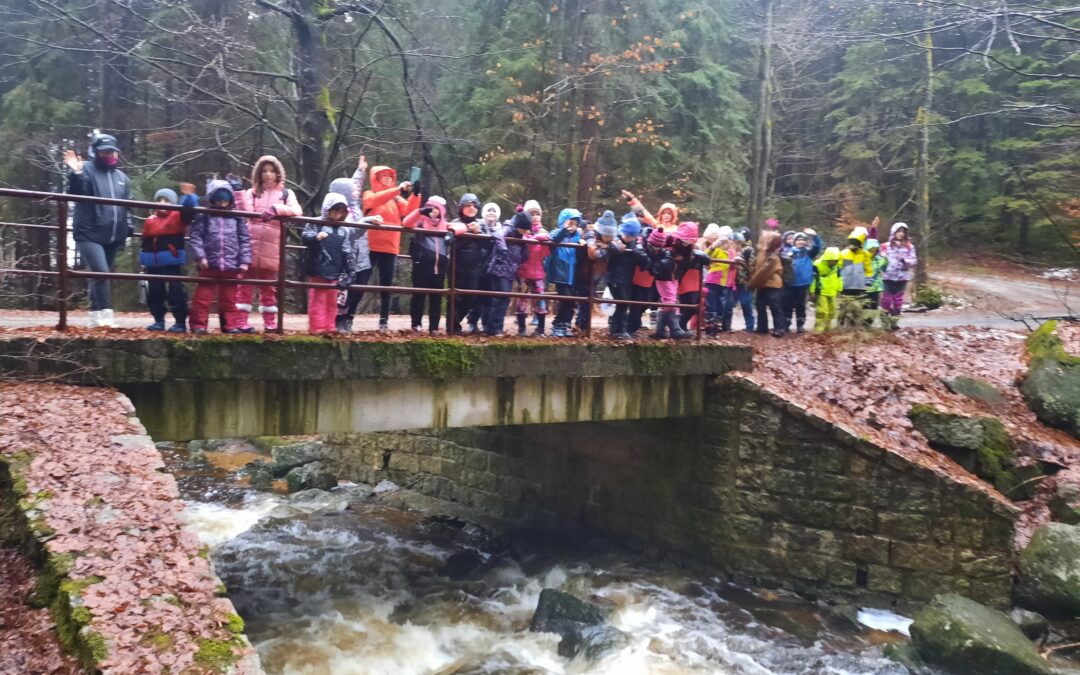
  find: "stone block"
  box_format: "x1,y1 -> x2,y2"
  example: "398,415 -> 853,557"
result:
950,518 -> 985,548
487,453 -> 513,477
734,464 -> 765,491
828,560 -> 859,588
760,469 -> 809,497
738,491 -> 782,517
834,505 -> 877,534
418,454 -> 442,475
463,450 -> 489,471
902,572 -> 963,602
804,473 -> 855,502
867,565 -> 903,594
890,541 -> 955,574
843,534 -> 891,565
388,452 -> 419,473
956,550 -> 1011,579
878,513 -> 933,542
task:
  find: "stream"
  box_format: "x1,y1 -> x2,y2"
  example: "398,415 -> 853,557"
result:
162,443 -> 928,675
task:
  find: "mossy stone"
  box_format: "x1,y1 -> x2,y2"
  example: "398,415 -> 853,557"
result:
946,376 -> 1005,404
1016,522 -> 1080,618
1022,321 -> 1080,439
910,594 -> 1053,675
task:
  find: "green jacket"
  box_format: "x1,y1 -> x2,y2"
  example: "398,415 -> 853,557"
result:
810,247 -> 843,297
867,254 -> 887,293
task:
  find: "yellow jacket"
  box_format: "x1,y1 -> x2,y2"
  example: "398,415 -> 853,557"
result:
839,227 -> 873,291
811,247 -> 843,297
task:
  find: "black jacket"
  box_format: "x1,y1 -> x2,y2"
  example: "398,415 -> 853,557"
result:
606,239 -> 644,286
68,161 -> 132,245
302,223 -> 357,282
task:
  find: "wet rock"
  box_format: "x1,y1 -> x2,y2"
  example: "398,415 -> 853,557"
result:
570,625 -> 632,663
823,603 -> 862,632
1017,523 -> 1080,618
184,445 -> 210,469
271,441 -> 325,476
241,460 -> 274,490
1010,608 -> 1049,643
440,550 -> 488,581
946,376 -> 1005,404
287,489 -> 349,512
883,642 -> 930,674
910,594 -> 1053,675
908,404 -> 1035,498
284,461 -> 337,493
1022,322 -> 1080,439
530,588 -> 611,658
1050,475 -> 1080,525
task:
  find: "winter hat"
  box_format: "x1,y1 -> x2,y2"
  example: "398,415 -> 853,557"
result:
596,210 -> 618,238
703,223 -> 722,242
890,222 -> 909,236
820,246 -> 841,262
90,134 -> 119,155
328,177 -> 358,207
425,195 -> 448,219
673,221 -> 699,244
648,228 -> 669,247
717,225 -> 733,241
511,212 -> 532,231
619,213 -> 642,238
848,226 -> 868,245
322,192 -> 349,214
206,179 -> 234,205
557,208 -> 582,228
782,230 -> 796,243
523,199 -> 542,216
458,193 -> 480,209
733,232 -> 746,242
765,218 -> 780,230
864,238 -> 881,252
793,232 -> 807,243
482,202 -> 501,221
153,188 -> 178,205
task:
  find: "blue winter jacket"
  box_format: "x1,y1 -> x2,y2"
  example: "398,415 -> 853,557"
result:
545,217 -> 582,285
788,234 -> 824,287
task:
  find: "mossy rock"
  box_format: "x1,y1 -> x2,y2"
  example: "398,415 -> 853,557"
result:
908,404 -> 1033,497
1016,523 -> 1080,618
1022,322 -> 1080,439
910,593 -> 1054,675
946,376 -> 1005,404
284,462 -> 337,493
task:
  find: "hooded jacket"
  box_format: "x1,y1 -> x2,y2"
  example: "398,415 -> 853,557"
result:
140,191 -> 199,267
839,226 -> 873,291
404,196 -> 450,274
749,231 -> 783,290
235,155 -> 303,272
487,221 -> 530,280
68,157 -> 132,246
327,171 -> 371,272
363,165 -> 421,255
811,247 -> 843,297
787,233 -> 824,287
517,222 -> 550,281
882,223 -> 917,282
449,213 -> 494,274
303,194 -> 358,282
545,209 -> 583,285
627,197 -> 680,233
188,180 -> 252,272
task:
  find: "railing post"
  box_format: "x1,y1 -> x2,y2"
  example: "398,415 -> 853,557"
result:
696,269 -> 706,341
276,218 -> 287,334
56,199 -> 68,331
447,234 -> 458,336
584,243 -> 594,339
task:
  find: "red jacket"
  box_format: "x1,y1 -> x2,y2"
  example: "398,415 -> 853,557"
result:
235,156 -> 302,272
363,165 -> 420,255
516,226 -> 550,280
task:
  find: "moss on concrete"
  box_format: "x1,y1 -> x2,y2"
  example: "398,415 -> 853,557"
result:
194,637 -> 243,672
224,612 -> 245,634
626,344 -> 687,375
371,339 -> 481,379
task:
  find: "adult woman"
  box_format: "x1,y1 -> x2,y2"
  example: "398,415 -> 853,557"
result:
234,155 -> 302,332
64,134 -> 132,328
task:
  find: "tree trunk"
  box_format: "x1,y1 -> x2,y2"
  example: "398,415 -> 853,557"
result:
746,0 -> 773,239
291,2 -> 329,206
914,22 -> 933,287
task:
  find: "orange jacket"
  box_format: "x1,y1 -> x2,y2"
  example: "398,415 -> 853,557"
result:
362,165 -> 420,255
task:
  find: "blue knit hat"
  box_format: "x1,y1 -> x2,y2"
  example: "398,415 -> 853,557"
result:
596,210 -> 618,238
153,188 -> 178,205
620,213 -> 642,238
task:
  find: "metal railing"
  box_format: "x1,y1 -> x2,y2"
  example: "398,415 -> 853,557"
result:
0,187 -> 707,339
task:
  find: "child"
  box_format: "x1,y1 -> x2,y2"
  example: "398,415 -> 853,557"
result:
607,214 -> 644,339
672,222 -> 705,331
332,153 -> 377,333
644,228 -> 689,339
234,155 -> 302,332
363,165 -> 421,330
782,229 -> 823,333
621,190 -> 679,232
484,211 -> 532,336
448,193 -> 493,334
734,228 -> 756,332
303,194 -> 357,334
187,180 -> 251,334
865,238 -> 887,311
748,230 -> 785,337
810,247 -> 843,332
583,211 -> 619,332
703,224 -> 739,333
404,196 -> 450,333
514,205 -> 550,336
547,208 -> 583,338
839,226 -> 872,299
141,184 -> 198,332
880,222 -> 917,318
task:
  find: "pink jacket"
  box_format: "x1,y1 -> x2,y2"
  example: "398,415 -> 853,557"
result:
235,156 -> 302,272
516,226 -> 550,280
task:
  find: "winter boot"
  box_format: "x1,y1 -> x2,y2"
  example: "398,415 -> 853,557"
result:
335,315 -> 347,332
146,317 -> 166,332
100,309 -> 118,328
610,316 -> 631,340
517,314 -> 527,336
379,318 -> 390,332
551,322 -> 567,338
651,312 -> 670,340
533,315 -> 546,337
669,313 -> 692,340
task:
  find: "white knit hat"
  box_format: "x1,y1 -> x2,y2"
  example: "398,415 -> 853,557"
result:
523,199 -> 542,215
703,223 -> 722,242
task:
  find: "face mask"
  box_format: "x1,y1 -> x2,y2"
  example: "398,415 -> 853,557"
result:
104,155 -> 119,168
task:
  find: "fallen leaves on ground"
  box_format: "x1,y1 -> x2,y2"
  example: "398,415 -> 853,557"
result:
0,384 -> 259,674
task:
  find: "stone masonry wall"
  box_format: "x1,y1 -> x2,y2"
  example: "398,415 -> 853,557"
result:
320,376 -> 1018,608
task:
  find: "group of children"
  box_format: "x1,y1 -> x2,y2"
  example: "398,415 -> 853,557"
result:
137,158 -> 917,337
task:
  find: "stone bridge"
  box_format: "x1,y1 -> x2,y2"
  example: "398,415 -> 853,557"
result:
0,335 -> 1018,610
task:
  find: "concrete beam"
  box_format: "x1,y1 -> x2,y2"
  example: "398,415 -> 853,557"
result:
124,375 -> 706,440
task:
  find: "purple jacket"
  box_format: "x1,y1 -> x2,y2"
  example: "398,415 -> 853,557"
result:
486,223 -> 529,279
188,180 -> 252,271
881,240 -> 917,282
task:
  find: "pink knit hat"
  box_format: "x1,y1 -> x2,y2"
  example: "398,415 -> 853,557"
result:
765,218 -> 780,230
647,228 -> 668,247
673,221 -> 699,243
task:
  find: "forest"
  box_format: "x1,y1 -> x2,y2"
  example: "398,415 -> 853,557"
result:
1,0 -> 1079,307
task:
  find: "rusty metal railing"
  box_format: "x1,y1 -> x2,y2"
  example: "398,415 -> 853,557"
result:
0,187 -> 707,339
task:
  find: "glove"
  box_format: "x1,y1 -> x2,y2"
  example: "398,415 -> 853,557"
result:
337,275 -> 351,291
419,206 -> 433,217
260,207 -> 276,221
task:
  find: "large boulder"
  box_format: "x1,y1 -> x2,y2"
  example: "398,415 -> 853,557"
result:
1017,523 -> 1080,618
910,594 -> 1053,675
530,589 -> 611,658
271,441 -> 326,476
908,404 -> 1035,497
284,461 -> 337,493
241,460 -> 275,490
1022,322 -> 1080,440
